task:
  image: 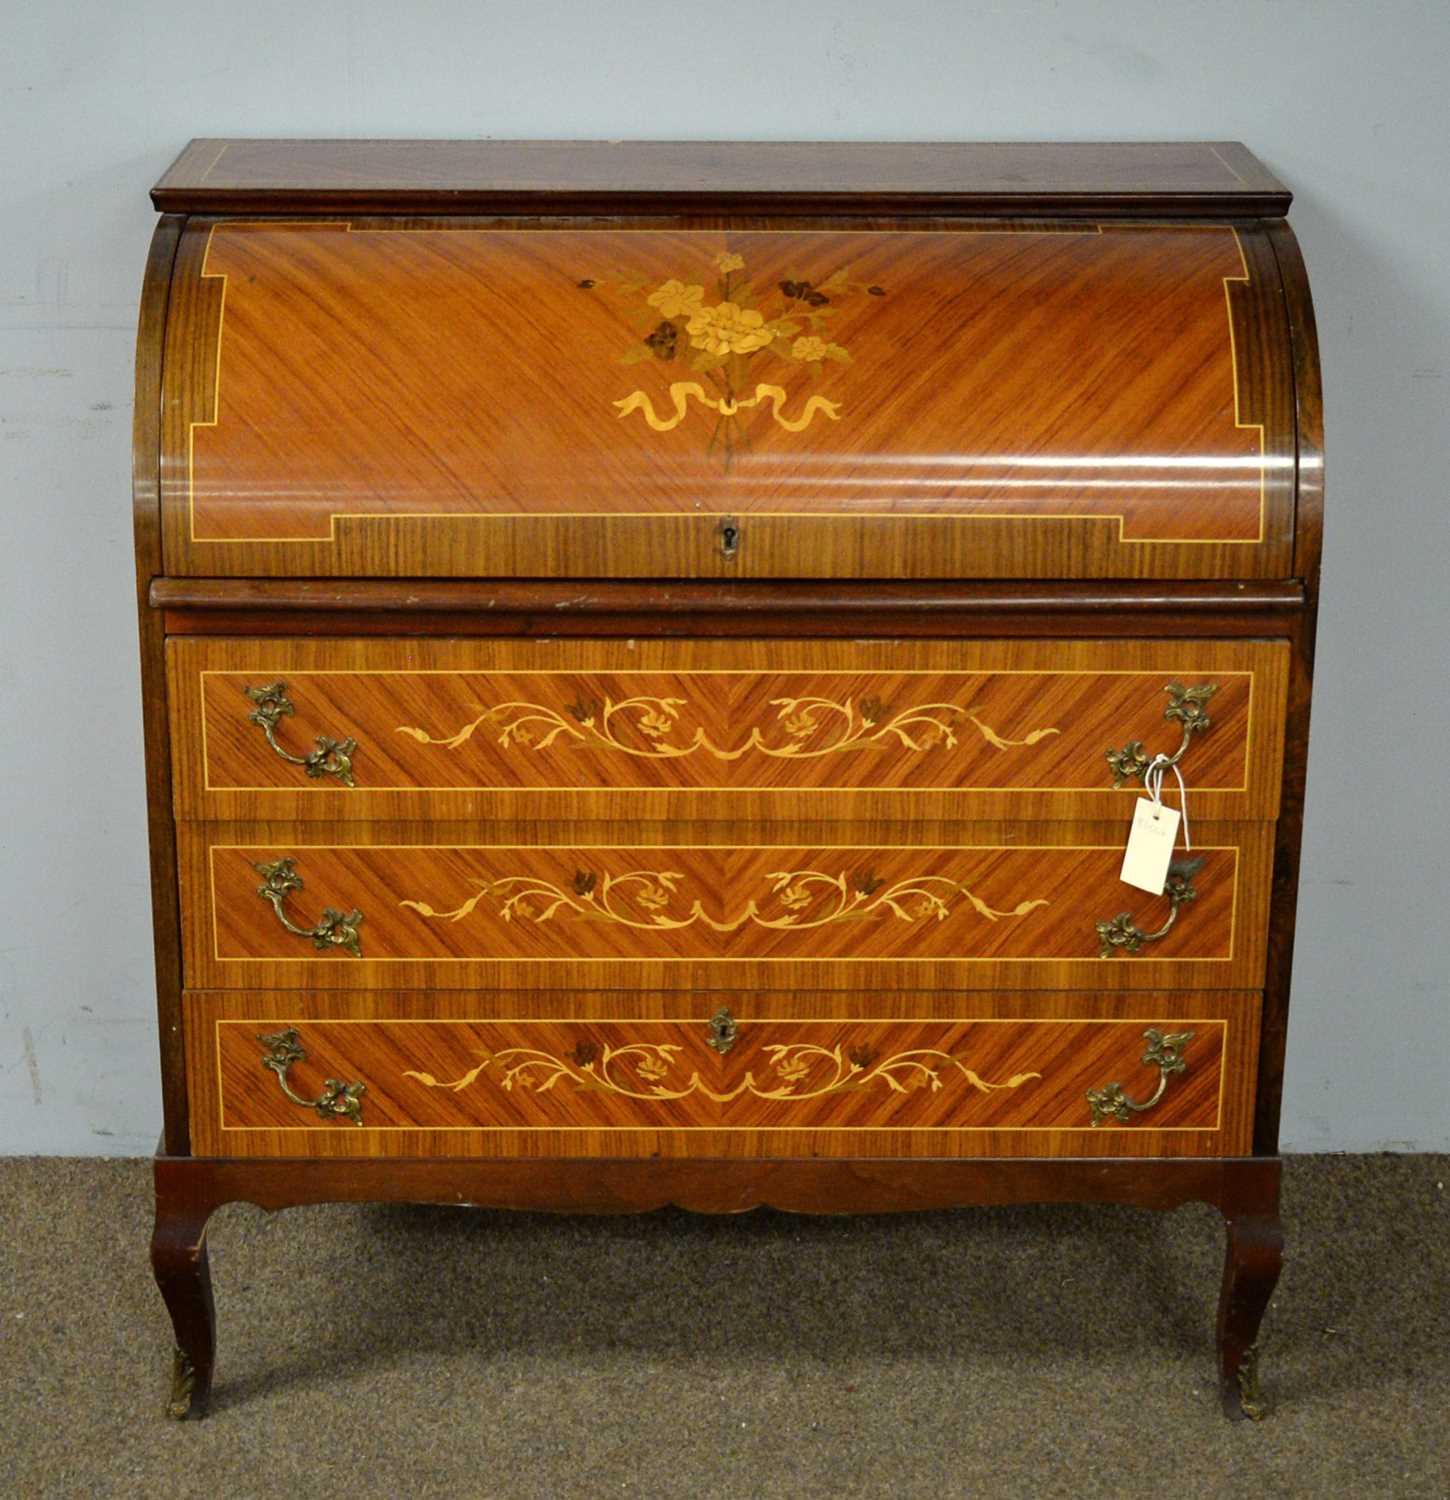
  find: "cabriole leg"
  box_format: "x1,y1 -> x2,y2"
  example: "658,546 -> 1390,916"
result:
150,1195 -> 216,1420
1215,1184 -> 1284,1420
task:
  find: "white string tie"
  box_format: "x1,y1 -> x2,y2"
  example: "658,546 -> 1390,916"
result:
1145,753 -> 1191,852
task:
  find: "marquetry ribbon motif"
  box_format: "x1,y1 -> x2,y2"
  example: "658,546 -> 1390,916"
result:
395,693 -> 1062,762
403,1041 -> 1042,1105
590,252 -> 882,468
399,867 -> 1050,932
614,381 -> 841,432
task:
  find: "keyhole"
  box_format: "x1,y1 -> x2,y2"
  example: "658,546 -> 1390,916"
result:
707,1007 -> 738,1053
718,517 -> 739,560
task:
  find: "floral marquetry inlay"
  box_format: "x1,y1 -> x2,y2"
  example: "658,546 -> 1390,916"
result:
584,249 -> 886,467
402,1040 -> 1042,1106
394,693 -> 1061,763
398,867 -> 1050,934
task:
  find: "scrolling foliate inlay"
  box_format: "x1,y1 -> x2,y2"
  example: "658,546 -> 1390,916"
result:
584,250 -> 886,468
395,694 -> 1061,763
402,1040 -> 1041,1106
399,867 -> 1050,934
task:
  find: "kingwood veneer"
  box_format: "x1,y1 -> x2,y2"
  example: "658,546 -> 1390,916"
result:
136,139 -> 1322,1423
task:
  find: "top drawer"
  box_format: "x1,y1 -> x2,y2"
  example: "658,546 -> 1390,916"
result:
167,637 -> 1288,823
156,218 -> 1296,580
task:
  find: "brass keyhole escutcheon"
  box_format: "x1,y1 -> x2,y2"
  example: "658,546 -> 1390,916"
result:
706,1007 -> 738,1054
718,516 -> 740,560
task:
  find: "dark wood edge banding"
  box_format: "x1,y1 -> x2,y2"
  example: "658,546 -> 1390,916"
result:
161,606 -> 1306,641
1251,220 -> 1324,1154
151,578 -> 1307,614
157,1149 -> 1281,1218
1266,221 -> 1325,602
151,139 -> 1292,219
135,214 -> 189,1155
153,188 -> 1296,219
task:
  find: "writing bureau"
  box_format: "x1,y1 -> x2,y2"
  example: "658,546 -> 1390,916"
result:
136,139 -> 1322,1421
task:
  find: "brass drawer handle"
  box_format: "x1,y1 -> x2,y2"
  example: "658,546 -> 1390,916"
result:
244,681 -> 358,787
1096,856 -> 1202,958
257,1027 -> 366,1126
1087,1027 -> 1194,1125
706,1007 -> 738,1054
254,857 -> 364,958
1106,681 -> 1217,788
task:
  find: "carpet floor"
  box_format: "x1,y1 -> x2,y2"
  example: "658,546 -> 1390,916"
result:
1,1155 -> 1446,1498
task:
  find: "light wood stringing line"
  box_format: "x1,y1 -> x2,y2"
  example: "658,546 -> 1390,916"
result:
187,223 -> 1264,546
213,1015 -> 1228,1133
193,665 -> 1256,795
204,842 -> 1242,964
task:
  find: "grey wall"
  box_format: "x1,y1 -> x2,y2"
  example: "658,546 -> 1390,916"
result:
2,0 -> 1447,1154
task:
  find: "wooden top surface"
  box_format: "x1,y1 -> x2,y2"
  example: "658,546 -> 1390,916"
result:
152,139 -> 1290,217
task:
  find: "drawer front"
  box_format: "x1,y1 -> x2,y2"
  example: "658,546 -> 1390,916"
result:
179,822 -> 1272,991
168,638 -> 1288,823
184,990 -> 1257,1158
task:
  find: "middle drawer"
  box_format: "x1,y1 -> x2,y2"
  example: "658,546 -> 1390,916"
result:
178,820 -> 1272,991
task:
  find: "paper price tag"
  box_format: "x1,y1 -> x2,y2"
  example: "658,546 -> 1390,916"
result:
1120,798 -> 1181,895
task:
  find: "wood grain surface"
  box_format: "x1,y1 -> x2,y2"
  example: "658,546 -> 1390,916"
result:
153,577 -> 1307,617
177,819 -> 1272,991
133,215 -> 189,1154
136,140 -> 1317,1420
184,988 -> 1257,1158
154,581 -> 1308,646
157,219 -> 1295,579
167,636 -> 1287,823
153,139 -> 1292,217
155,1150 -> 1280,1217
1251,220 -> 1326,1155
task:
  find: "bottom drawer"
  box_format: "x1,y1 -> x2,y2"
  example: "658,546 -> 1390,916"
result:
185,992 -> 1259,1159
